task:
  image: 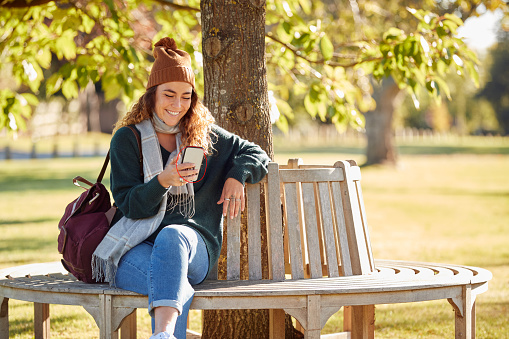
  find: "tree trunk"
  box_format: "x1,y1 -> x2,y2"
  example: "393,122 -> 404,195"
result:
364,78 -> 404,166
201,0 -> 298,338
79,82 -> 102,133
201,0 -> 273,155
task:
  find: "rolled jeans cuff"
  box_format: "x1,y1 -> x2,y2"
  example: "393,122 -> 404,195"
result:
149,299 -> 183,317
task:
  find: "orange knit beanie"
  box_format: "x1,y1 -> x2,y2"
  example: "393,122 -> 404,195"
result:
146,37 -> 195,89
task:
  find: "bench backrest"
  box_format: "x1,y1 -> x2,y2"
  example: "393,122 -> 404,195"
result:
209,159 -> 375,282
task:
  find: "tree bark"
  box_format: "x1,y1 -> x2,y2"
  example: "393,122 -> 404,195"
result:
201,0 -> 273,155
364,77 -> 404,166
200,0 -> 297,338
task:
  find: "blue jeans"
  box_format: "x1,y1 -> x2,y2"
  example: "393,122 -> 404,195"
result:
115,225 -> 209,339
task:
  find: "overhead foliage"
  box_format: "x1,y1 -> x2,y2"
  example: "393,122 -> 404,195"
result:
0,0 -> 507,133
0,0 -> 202,132
263,0 -> 507,132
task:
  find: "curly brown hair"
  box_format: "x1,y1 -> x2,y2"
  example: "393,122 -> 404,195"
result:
114,87 -> 215,154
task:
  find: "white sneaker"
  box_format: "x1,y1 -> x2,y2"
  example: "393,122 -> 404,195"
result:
149,332 -> 174,339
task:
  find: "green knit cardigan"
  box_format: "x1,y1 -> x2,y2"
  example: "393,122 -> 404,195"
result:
109,123 -> 270,277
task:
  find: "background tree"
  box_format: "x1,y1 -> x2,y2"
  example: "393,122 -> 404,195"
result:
263,0 -> 508,165
478,27 -> 509,134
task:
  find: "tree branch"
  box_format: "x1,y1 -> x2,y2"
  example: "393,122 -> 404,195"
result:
265,32 -> 382,68
0,0 -> 52,8
151,0 -> 199,12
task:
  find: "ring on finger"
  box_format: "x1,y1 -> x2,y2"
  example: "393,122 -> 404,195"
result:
235,198 -> 241,201
224,198 -> 230,201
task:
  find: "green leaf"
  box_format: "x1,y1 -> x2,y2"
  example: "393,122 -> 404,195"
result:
436,59 -> 449,76
383,27 -> 405,42
319,35 -> 334,61
465,61 -> 479,88
76,55 -> 91,66
304,92 -> 318,117
274,114 -> 289,134
406,7 -> 423,21
61,79 -> 79,99
276,98 -> 294,119
283,21 -> 292,35
316,100 -> 327,121
426,80 -> 437,94
444,13 -> 463,27
293,33 -> 310,47
46,73 -> 63,97
442,19 -> 458,35
20,93 -> 39,106
81,14 -> 96,34
433,77 -> 451,100
55,30 -> 77,60
436,25 -> 447,38
103,76 -> 122,102
35,48 -> 52,69
77,67 -> 89,88
298,0 -> 312,15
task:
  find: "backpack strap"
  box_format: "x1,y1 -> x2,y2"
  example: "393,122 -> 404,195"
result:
96,125 -> 143,183
96,151 -> 110,184
127,125 -> 144,178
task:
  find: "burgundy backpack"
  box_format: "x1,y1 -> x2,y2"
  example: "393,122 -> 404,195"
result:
57,126 -> 142,283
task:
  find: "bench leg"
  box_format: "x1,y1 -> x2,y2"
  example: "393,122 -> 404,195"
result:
305,296 -> 321,339
34,303 -> 50,339
269,309 -> 286,339
449,285 -> 475,339
0,298 -> 8,339
454,301 -> 475,339
84,295 -> 135,339
344,305 -> 375,339
120,310 -> 137,339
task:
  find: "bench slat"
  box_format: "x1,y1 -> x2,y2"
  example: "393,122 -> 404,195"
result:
227,214 -> 241,281
279,168 -> 344,183
318,182 -> 340,278
247,183 -> 262,280
331,181 -> 352,276
302,183 -> 322,279
353,180 -> 374,272
284,182 -> 305,280
266,162 -> 285,281
337,161 -> 373,275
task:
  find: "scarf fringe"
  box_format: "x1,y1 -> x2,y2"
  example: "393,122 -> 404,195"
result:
92,254 -> 117,285
167,192 -> 195,218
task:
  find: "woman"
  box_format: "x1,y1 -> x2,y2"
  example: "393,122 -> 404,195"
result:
92,37 -> 270,339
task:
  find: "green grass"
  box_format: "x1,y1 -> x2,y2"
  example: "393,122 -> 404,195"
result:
1,145 -> 509,337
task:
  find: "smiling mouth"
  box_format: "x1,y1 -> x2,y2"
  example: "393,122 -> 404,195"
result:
165,109 -> 181,116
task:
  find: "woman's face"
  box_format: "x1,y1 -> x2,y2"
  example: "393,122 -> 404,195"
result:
154,82 -> 193,127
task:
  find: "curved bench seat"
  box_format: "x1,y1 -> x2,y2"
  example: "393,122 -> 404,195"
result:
0,259 -> 491,338
0,260 -> 492,299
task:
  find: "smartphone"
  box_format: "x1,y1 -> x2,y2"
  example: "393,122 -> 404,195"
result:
180,146 -> 204,182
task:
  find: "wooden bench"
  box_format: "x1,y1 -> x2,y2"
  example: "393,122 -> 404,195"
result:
0,159 -> 492,339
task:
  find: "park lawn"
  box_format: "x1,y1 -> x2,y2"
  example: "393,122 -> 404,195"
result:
1,152 -> 508,338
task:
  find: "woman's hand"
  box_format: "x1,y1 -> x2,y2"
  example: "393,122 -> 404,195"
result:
217,178 -> 245,219
157,157 -> 199,188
